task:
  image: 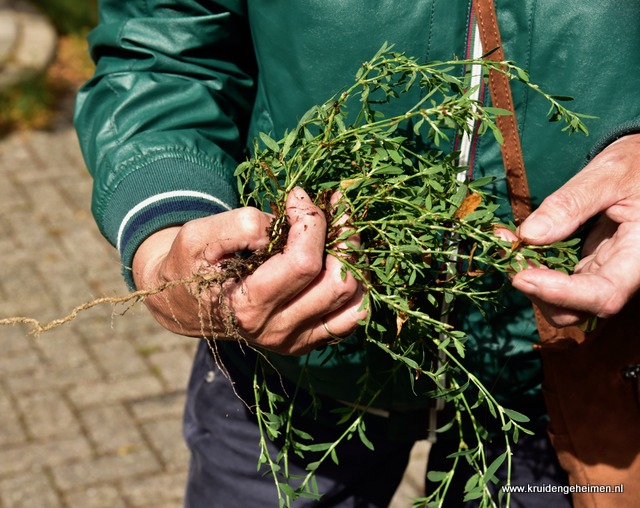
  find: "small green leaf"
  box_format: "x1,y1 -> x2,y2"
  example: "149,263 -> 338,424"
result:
357,423 -> 375,451
427,470 -> 449,483
515,66 -> 530,83
503,408 -> 530,423
280,129 -> 298,158
464,473 -> 480,493
234,160 -> 252,177
483,452 -> 507,484
259,132 -> 281,153
453,338 -> 465,358
463,486 -> 484,502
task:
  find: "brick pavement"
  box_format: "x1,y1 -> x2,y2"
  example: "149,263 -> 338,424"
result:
0,121 -> 198,507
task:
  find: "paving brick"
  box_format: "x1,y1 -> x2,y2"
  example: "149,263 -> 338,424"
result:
0,437 -> 92,476
16,390 -> 80,440
0,175 -> 29,214
68,375 -> 165,408
19,130 -> 77,178
57,128 -> 87,169
52,449 -> 161,491
129,391 -> 187,421
4,209 -> 61,256
0,388 -> 27,446
148,348 -> 195,391
0,259 -> 58,318
132,325 -> 196,352
57,225 -> 118,269
65,486 -> 127,508
32,332 -> 93,371
57,178 -> 93,214
6,360 -> 102,395
82,265 -> 130,297
70,312 -> 129,345
142,417 -> 189,472
1,332 -> 103,395
0,348 -> 40,376
0,325 -> 35,355
33,254 -> 102,314
88,338 -> 150,381
0,101 -> 194,508
121,472 -> 187,507
0,472 -> 62,508
0,135 -> 33,177
79,404 -> 144,455
26,180 -> 78,226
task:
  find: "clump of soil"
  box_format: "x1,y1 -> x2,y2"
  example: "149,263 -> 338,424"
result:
218,189 -> 335,283
217,213 -> 292,283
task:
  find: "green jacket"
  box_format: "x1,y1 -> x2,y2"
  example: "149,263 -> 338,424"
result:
75,0 -> 640,420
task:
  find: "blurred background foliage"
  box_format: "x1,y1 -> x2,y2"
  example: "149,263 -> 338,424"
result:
0,0 -> 98,133
31,0 -> 98,35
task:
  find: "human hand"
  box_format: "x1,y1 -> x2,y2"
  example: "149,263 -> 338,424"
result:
511,133 -> 640,327
132,187 -> 367,355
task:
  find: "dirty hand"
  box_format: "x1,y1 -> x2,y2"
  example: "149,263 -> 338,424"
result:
512,133 -> 640,327
132,187 -> 367,355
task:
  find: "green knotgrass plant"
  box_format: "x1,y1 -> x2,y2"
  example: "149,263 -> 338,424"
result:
234,43 -> 588,507
0,41 -> 588,508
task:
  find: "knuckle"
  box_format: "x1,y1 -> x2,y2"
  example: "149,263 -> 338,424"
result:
352,302 -> 369,323
288,251 -> 323,280
330,272 -> 360,305
230,302 -> 265,337
234,207 -> 269,239
617,221 -> 640,239
253,331 -> 299,356
174,220 -> 202,249
597,293 -> 626,318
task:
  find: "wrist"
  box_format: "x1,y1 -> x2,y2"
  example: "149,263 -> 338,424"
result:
132,226 -> 182,290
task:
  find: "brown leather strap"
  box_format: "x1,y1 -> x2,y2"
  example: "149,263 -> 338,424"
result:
473,0 -> 585,344
474,0 -> 532,224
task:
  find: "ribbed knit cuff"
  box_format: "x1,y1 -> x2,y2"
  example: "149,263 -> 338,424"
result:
98,155 -> 239,289
585,120 -> 640,165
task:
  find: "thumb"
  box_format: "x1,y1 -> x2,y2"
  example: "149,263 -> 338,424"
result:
517,135 -> 640,245
517,174 -> 613,245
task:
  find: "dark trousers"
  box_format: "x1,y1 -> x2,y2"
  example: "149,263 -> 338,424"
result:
183,341 -> 414,507
183,341 -> 572,507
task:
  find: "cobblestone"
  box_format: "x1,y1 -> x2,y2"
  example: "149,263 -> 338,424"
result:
65,486 -> 127,508
121,473 -> 187,507
0,91 -> 197,508
79,405 -> 145,456
0,473 -> 62,508
52,449 -> 162,491
0,437 -> 93,477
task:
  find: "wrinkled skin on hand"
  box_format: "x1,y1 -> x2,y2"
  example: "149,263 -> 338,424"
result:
132,187 -> 367,356
511,133 -> 640,327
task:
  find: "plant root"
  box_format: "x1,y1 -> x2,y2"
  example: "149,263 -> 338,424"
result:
0,272 -> 223,336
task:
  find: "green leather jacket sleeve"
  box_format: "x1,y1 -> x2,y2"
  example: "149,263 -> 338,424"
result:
74,0 -> 256,288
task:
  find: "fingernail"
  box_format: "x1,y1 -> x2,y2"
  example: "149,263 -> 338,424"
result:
519,212 -> 553,241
